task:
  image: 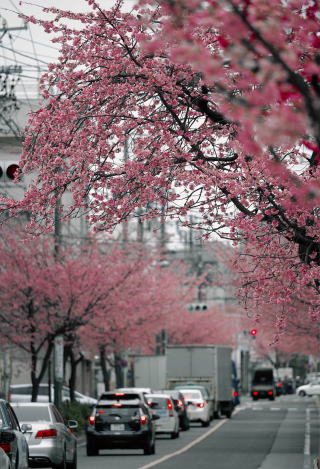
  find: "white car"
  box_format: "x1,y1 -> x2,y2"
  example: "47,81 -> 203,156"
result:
296,381 -> 320,397
179,389 -> 211,427
9,383 -> 97,405
145,393 -> 180,439
0,448 -> 11,469
12,402 -> 78,469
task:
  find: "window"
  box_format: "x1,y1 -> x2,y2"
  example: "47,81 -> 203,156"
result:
13,406 -> 51,422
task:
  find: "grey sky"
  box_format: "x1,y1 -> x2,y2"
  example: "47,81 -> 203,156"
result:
0,0 -> 133,99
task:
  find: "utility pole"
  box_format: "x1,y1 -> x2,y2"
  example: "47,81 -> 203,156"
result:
53,198 -> 63,408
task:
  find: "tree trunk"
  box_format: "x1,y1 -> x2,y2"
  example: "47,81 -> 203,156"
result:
114,352 -> 124,388
30,338 -> 54,402
99,346 -> 110,391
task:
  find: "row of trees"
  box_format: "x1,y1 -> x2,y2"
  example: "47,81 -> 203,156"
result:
0,227 -> 242,400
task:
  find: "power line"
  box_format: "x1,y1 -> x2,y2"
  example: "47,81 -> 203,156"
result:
11,34 -> 59,51
0,43 -> 49,64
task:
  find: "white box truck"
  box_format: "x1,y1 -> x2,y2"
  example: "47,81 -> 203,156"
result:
166,345 -> 234,418
132,355 -> 167,390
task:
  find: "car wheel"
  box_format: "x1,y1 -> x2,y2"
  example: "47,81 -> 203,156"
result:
67,450 -> 77,469
171,429 -> 179,439
299,390 -> 306,397
181,416 -> 190,431
225,410 -> 232,418
86,443 -> 99,456
52,453 -> 66,469
143,439 -> 155,455
201,419 -> 210,427
214,406 -> 221,419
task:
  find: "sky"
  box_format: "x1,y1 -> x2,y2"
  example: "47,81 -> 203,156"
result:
0,0 -> 134,99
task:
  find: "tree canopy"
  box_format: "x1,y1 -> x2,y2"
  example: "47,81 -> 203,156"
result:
3,0 -> 320,330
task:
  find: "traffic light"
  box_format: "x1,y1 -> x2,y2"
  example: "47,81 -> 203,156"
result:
250,328 -> 257,337
0,162 -> 20,183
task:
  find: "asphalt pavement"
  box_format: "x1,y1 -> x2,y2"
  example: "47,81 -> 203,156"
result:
75,394 -> 320,469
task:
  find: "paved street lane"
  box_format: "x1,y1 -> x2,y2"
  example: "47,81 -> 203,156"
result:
77,396 -> 320,469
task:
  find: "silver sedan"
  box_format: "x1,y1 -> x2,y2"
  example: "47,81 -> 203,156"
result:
11,402 -> 78,469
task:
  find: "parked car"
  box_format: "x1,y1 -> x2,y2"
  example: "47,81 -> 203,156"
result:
0,447 -> 11,469
156,390 -> 190,431
145,393 -> 180,439
9,383 -> 97,405
174,384 -> 214,420
177,389 -> 211,427
12,402 -> 78,469
296,380 -> 320,397
0,399 -> 30,469
86,392 -> 158,455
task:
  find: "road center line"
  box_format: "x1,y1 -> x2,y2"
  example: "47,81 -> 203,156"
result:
137,409 -> 242,469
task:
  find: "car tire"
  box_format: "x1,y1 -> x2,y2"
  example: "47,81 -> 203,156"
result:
52,453 -> 66,469
143,439 -> 155,455
225,410 -> 232,418
171,429 -> 179,439
86,443 -> 99,457
67,450 -> 77,469
299,390 -> 306,397
181,416 -> 190,431
214,406 -> 221,419
201,419 -> 210,427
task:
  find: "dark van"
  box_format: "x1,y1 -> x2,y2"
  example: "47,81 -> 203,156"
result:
251,368 -> 276,401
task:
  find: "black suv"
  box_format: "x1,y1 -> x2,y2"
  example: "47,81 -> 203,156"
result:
86,392 -> 158,456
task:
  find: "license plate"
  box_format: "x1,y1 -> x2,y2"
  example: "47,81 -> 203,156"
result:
111,424 -> 125,431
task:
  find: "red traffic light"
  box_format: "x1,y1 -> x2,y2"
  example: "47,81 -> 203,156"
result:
6,164 -> 19,180
250,328 -> 257,336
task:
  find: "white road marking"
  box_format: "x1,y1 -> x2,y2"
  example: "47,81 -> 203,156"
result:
304,408 -> 311,456
137,408 -> 242,469
303,408 -> 312,469
270,407 -> 281,411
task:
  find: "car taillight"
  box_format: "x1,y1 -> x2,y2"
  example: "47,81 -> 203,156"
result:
0,443 -> 11,452
167,399 -> 174,416
97,410 -> 105,414
140,415 -> 148,424
177,399 -> 183,407
35,429 -> 57,438
233,391 -> 238,397
88,416 -> 95,425
268,391 -> 274,396
112,403 -> 123,407
197,402 -> 205,408
253,391 -> 259,396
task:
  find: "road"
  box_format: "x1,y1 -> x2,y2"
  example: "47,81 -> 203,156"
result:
74,395 -> 319,469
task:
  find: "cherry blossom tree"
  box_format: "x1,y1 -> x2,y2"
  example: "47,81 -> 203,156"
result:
3,0 -> 320,329
79,253 -> 197,389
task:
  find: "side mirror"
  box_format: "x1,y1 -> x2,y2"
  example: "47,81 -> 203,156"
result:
152,414 -> 160,420
20,424 -> 32,433
0,430 -> 15,442
67,420 -> 78,429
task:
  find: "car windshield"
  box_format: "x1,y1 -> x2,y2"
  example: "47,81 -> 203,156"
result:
13,406 -> 51,422
179,390 -> 202,400
148,397 -> 168,409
